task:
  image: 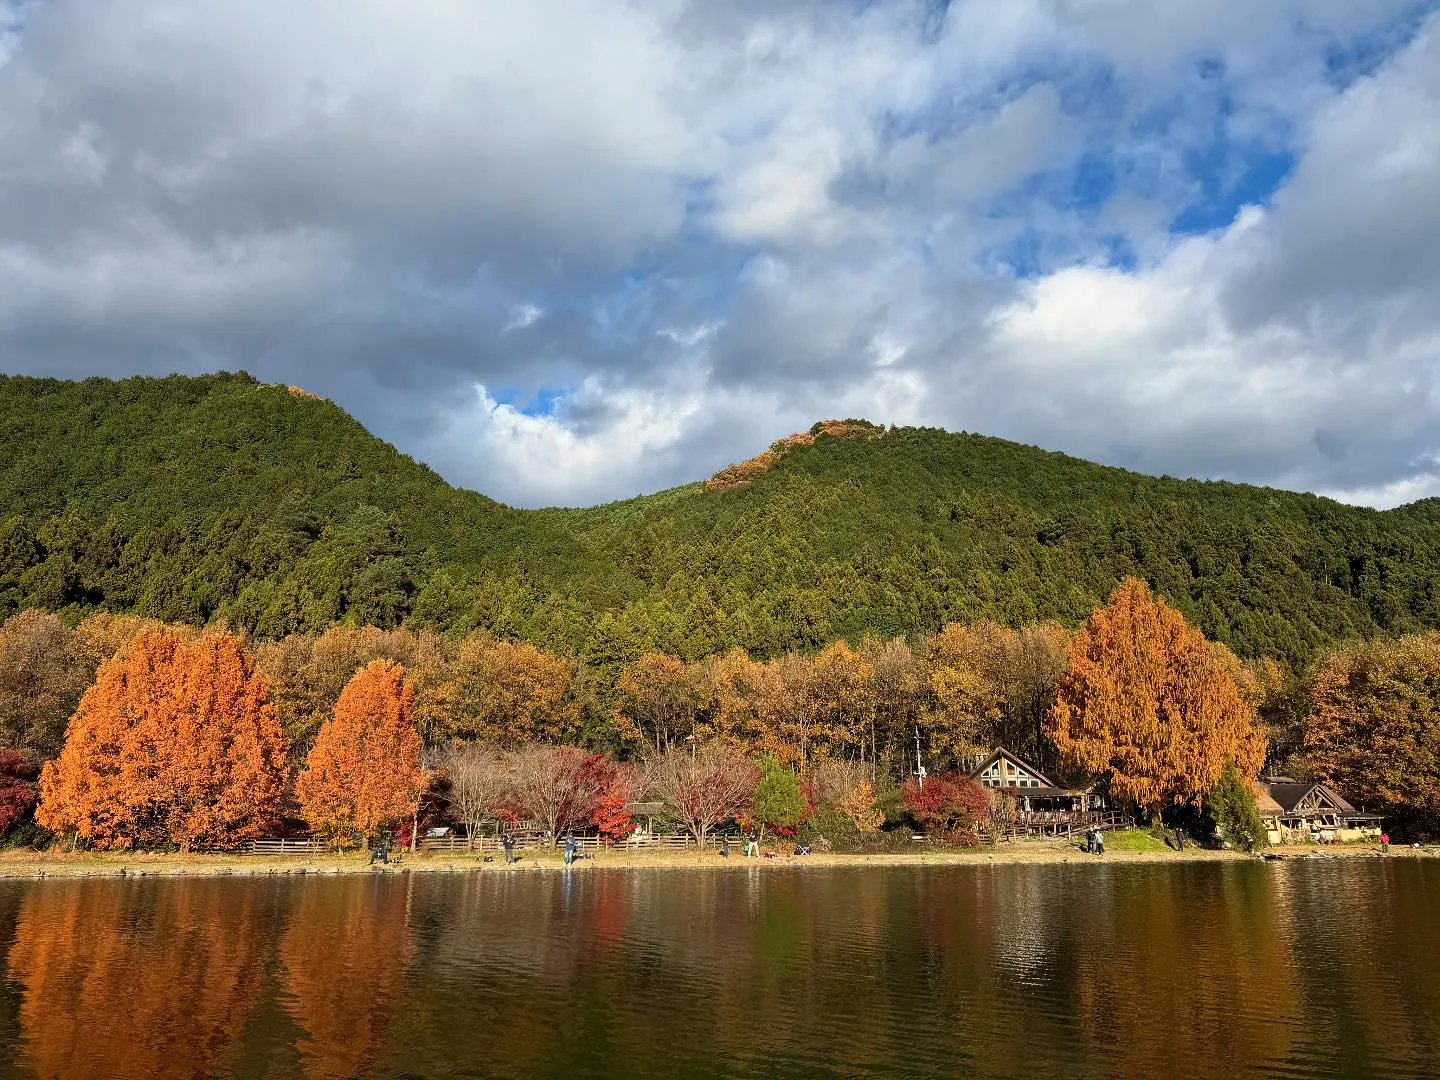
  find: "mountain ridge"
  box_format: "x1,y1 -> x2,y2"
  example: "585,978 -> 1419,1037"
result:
3,371 -> 1438,666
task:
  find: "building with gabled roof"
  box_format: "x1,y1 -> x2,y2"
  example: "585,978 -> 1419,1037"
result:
965,748 -> 1129,838
1255,777 -> 1381,844
969,747 -> 1089,810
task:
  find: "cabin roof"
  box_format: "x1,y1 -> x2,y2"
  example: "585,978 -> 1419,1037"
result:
970,747 -> 1058,788
1261,781 -> 1357,815
1253,787 -> 1285,815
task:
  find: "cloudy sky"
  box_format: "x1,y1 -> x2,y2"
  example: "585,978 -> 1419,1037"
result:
2,1 -> 1438,507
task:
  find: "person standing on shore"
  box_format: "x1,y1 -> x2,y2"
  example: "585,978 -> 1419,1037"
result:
1381,832 -> 1390,854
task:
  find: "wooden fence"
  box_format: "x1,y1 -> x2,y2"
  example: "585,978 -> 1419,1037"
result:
419,831 -> 743,854
244,818 -> 1128,857
244,838 -> 330,856
238,832 -> 745,857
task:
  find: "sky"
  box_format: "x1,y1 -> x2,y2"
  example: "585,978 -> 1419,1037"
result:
1,1 -> 1438,508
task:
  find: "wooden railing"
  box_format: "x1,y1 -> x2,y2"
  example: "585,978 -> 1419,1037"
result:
999,809 -> 1132,840
248,821 -> 1131,857
237,832 -> 745,857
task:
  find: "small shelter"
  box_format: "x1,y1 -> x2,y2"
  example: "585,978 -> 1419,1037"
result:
624,801 -> 666,837
1256,778 -> 1381,844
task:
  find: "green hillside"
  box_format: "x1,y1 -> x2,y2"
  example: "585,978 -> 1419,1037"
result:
3,372 -> 1438,667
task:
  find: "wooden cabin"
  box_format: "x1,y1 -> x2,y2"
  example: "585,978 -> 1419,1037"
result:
964,747 -> 1133,838
1256,778 -> 1381,844
969,747 -> 1091,813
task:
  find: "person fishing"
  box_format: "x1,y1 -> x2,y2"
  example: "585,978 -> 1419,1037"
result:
563,832 -> 578,866
501,833 -> 515,865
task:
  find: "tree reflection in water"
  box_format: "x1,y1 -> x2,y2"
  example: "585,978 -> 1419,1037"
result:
278,876 -> 416,1079
0,863 -> 1435,1080
6,880 -> 273,1079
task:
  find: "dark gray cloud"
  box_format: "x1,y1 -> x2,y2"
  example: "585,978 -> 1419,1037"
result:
0,0 -> 1437,507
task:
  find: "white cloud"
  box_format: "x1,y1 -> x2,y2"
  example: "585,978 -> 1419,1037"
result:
961,21 -> 1440,494
0,1 -> 1436,507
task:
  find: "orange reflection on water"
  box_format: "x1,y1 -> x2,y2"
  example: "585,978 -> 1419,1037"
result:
278,876 -> 416,1079
6,880 -> 271,1080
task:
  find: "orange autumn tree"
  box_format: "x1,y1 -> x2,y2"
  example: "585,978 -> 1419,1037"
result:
1047,578 -> 1265,813
1302,633 -> 1440,828
297,660 -> 423,844
37,628 -> 288,850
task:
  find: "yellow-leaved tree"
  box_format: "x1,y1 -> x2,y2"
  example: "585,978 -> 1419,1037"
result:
415,634 -> 575,744
1047,578 -> 1265,812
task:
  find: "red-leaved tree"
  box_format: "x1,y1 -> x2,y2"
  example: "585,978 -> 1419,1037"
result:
903,773 -> 989,843
589,761 -> 647,840
0,750 -> 40,838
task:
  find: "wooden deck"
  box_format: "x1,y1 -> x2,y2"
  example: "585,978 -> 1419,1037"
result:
998,809 -> 1133,840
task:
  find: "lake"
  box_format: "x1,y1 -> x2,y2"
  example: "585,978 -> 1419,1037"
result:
0,860 -> 1435,1079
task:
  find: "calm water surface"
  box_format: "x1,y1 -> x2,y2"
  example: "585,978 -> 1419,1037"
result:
0,860 -> 1435,1079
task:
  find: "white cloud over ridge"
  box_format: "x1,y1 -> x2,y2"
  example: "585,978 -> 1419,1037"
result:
0,0 -> 1438,507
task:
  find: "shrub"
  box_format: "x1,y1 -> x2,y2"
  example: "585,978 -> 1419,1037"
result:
0,750 -> 40,840
752,755 -> 809,841
902,773 -> 989,842
1207,759 -> 1269,851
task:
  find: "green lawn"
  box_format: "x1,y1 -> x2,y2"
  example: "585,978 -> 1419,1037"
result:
1084,829 -> 1172,853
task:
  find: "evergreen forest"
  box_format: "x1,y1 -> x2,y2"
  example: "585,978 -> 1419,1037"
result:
5,371 -> 1440,672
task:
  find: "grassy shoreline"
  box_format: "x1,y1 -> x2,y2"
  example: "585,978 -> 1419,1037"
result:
0,837 -> 1426,880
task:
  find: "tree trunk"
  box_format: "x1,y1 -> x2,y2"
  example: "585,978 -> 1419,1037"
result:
410,809 -> 419,854
869,718 -> 877,783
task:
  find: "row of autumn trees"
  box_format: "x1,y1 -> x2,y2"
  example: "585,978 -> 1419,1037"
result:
36,631 -> 422,849
27,623 -> 885,850
3,576 -> 1440,847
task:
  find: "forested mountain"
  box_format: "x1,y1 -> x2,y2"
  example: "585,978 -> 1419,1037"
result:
4,371 -> 1438,669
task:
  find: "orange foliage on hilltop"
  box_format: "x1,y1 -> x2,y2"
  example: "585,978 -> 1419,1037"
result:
36,628 -> 288,850
1047,578 -> 1266,812
705,419 -> 883,490
296,659 -> 423,841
